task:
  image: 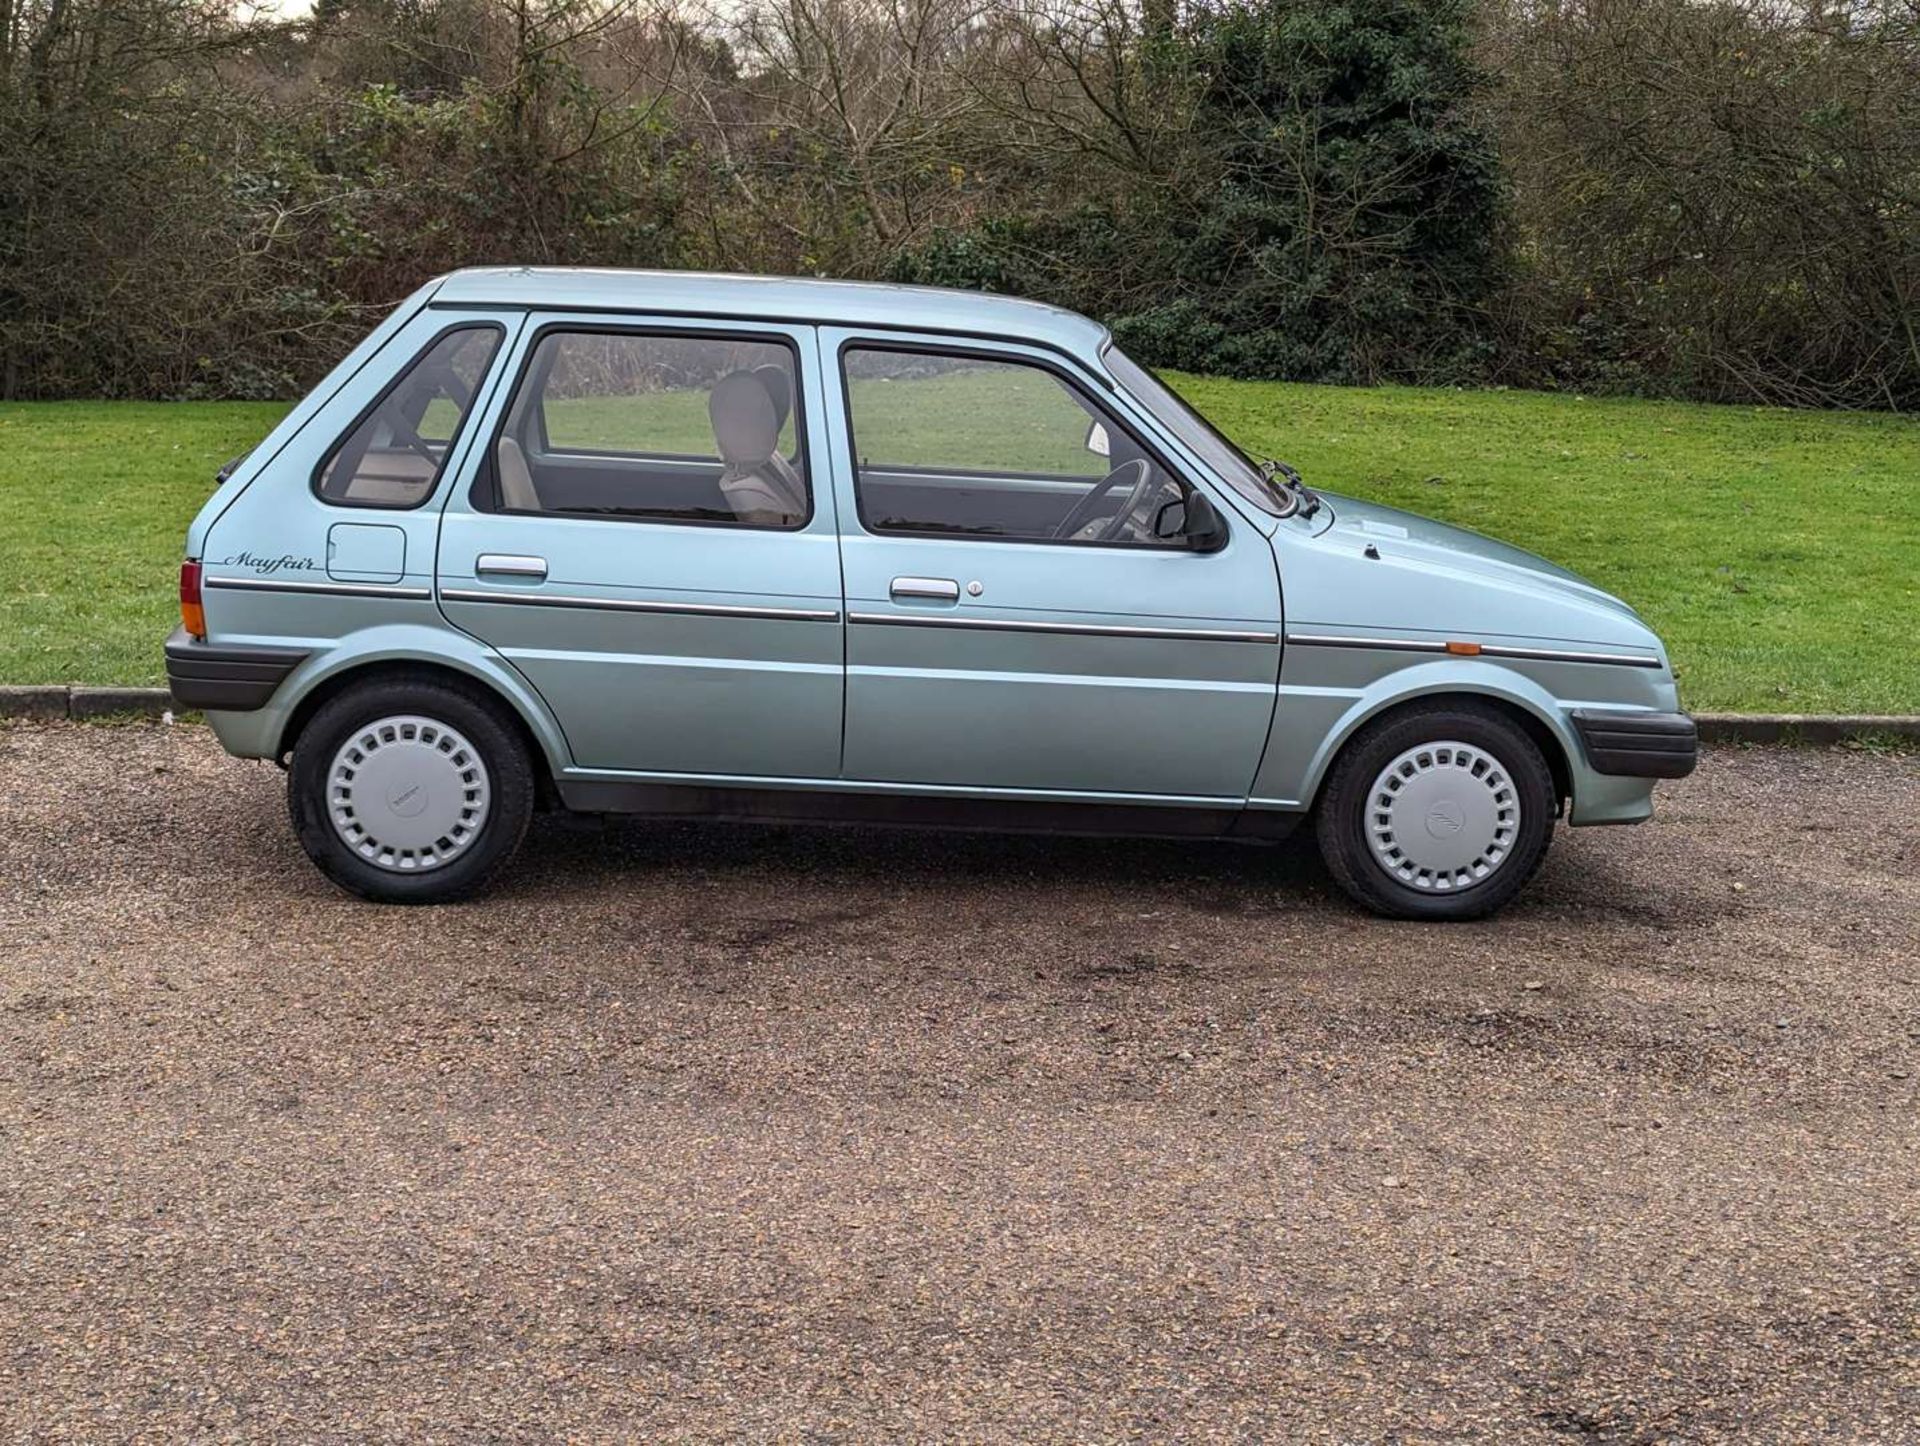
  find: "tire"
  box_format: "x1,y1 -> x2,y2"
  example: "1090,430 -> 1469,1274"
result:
1313,699 -> 1557,921
287,674 -> 535,904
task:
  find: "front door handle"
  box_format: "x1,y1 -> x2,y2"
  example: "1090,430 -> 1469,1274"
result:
476,553 -> 548,580
890,576 -> 960,602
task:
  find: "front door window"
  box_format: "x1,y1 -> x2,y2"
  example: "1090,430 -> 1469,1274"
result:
842,347 -> 1187,548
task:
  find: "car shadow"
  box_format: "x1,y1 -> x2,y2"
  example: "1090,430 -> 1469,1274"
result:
490,806 -> 1687,929
507,808 -> 1335,901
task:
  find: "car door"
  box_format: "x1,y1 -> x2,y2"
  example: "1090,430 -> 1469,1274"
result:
818,330 -> 1282,801
437,317 -> 845,779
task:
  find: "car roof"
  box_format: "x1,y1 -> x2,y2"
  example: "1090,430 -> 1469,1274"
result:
430,267 -> 1111,356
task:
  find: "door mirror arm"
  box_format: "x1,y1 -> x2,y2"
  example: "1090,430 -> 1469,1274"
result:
1155,491 -> 1229,552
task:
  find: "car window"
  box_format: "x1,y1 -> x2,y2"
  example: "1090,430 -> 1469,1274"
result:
315,326 -> 503,509
482,330 -> 808,529
842,347 -> 1186,547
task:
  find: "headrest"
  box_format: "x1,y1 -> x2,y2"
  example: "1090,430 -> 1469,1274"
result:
752,364 -> 793,432
709,371 -> 778,467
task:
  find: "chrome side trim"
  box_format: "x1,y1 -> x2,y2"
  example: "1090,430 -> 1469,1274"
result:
206,576 -> 432,601
849,611 -> 1277,644
1479,642 -> 1663,668
440,587 -> 840,623
1284,633 -> 1446,656
1284,632 -> 1662,669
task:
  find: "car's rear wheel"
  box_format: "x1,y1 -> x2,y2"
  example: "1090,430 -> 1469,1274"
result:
288,676 -> 534,903
1314,700 -> 1556,921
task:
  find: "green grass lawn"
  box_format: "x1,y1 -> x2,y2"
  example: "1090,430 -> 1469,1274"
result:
2,383 -> 1916,712
1173,377 -> 1920,715
1,402 -> 289,692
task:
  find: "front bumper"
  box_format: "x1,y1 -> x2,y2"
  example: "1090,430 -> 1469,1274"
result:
164,626 -> 309,712
1570,709 -> 1698,779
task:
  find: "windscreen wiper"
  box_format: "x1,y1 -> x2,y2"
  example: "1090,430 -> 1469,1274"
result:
1260,458 -> 1322,518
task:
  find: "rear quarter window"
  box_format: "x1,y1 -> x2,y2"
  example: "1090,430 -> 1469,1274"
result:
314,325 -> 503,510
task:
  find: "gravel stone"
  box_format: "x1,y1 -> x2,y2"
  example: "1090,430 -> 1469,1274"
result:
1,722 -> 1916,1442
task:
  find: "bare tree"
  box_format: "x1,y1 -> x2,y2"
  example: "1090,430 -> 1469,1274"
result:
658,0 -> 989,266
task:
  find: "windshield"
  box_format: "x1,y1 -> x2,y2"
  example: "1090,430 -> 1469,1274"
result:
1101,343 -> 1292,518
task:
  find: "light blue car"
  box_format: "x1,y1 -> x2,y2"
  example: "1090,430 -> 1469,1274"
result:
167,268 -> 1696,918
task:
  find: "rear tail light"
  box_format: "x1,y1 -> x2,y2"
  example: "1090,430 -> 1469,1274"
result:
179,559 -> 206,640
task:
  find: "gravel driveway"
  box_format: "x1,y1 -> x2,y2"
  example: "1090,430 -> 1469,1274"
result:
2,722 -> 1916,1443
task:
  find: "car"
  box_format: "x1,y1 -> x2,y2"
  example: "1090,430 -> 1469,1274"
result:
167,267 -> 1696,919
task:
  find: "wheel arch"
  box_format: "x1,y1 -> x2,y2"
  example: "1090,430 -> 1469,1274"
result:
271,629 -> 571,795
1294,665 -> 1579,817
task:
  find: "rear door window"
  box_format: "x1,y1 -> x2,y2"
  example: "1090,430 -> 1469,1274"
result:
480,330 -> 809,529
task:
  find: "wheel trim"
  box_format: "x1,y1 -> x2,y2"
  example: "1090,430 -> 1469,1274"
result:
326,715 -> 491,873
1365,740 -> 1520,892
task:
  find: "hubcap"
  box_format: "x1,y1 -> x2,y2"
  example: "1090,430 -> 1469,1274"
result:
326,715 -> 490,873
1365,740 -> 1520,892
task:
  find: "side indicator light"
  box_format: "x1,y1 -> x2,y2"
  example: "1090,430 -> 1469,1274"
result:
1445,640 -> 1482,656
180,559 -> 206,640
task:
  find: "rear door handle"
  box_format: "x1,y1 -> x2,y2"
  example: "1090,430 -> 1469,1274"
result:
890,576 -> 960,602
476,554 -> 547,580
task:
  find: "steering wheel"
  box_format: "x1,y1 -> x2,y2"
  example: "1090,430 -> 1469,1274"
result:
391,415 -> 442,467
390,370 -> 469,466
1052,459 -> 1154,542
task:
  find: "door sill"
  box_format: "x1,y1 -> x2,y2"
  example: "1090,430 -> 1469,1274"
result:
554,775 -> 1296,841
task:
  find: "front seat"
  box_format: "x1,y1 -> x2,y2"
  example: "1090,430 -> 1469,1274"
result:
709,371 -> 806,526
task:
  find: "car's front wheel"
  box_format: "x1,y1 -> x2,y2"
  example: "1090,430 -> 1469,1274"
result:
1314,700 -> 1557,921
288,675 -> 535,904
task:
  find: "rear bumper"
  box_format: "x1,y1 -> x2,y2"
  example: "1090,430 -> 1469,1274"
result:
164,627 -> 309,712
1570,708 -> 1698,779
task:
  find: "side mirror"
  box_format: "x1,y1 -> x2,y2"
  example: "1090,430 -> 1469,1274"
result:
1155,492 -> 1228,552
1084,420 -> 1111,458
